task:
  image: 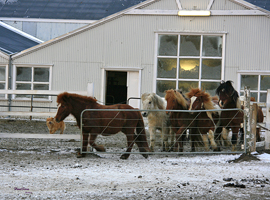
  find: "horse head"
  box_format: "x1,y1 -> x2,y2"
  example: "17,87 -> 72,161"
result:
141,93 -> 165,117
216,80 -> 239,108
165,89 -> 188,114
55,92 -> 73,122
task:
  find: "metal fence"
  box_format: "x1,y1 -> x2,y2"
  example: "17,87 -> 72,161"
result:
79,108 -> 247,156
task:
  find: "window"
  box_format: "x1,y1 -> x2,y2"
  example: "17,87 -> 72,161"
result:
239,73 -> 270,102
14,65 -> 51,99
0,65 -> 7,98
155,33 -> 224,97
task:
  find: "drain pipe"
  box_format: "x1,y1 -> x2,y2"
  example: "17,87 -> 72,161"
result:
8,54 -> 13,112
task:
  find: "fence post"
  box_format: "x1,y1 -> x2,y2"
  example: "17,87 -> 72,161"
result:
250,103 -> 257,152
265,89 -> 270,149
244,86 -> 251,153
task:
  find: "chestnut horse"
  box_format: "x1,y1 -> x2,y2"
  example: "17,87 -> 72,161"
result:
55,92 -> 150,159
186,88 -> 222,151
216,81 -> 244,151
165,89 -> 202,152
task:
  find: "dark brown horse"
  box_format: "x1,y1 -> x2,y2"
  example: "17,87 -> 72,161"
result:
216,81 -> 244,151
165,89 -> 202,152
55,92 -> 150,159
186,88 -> 221,151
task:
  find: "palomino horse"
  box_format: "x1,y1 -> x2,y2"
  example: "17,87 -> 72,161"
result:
141,93 -> 174,151
216,80 -> 244,151
186,88 -> 222,151
165,89 -> 202,152
55,92 -> 150,159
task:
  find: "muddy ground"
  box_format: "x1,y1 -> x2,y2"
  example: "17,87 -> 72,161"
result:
0,119 -> 270,200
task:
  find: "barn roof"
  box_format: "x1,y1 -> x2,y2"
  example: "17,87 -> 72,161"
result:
244,0 -> 270,11
0,21 -> 43,55
0,0 -> 147,21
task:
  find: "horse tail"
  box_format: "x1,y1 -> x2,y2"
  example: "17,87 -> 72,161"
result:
135,112 -> 151,157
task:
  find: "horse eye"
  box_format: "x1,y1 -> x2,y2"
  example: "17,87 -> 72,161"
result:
149,101 -> 151,104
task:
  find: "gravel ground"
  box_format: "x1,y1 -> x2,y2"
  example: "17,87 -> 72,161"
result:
0,119 -> 270,200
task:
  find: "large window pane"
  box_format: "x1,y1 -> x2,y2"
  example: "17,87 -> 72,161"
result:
260,75 -> 270,90
251,92 -> 258,101
17,67 -> 31,81
260,93 -> 266,102
0,83 -> 5,98
241,75 -> 258,90
179,59 -> 199,79
201,59 -> 221,80
157,58 -> 177,78
0,67 -> 5,81
202,36 -> 222,57
201,82 -> 220,96
16,83 -> 31,98
34,84 -> 49,98
178,81 -> 198,93
180,35 -> 200,56
34,68 -> 49,82
158,35 -> 178,56
156,80 -> 176,97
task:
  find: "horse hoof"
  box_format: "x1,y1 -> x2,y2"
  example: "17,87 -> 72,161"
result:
77,153 -> 86,158
120,154 -> 129,159
142,154 -> 148,159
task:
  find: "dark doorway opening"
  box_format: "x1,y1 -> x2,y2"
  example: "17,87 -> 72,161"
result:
106,71 -> 127,105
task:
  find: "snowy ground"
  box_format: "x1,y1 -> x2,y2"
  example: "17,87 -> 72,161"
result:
1,119 -> 270,199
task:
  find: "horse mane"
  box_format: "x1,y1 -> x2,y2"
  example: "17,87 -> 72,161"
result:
186,88 -> 215,110
57,92 -> 97,104
141,93 -> 165,110
165,89 -> 188,109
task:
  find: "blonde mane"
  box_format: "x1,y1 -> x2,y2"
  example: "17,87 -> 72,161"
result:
186,88 -> 215,110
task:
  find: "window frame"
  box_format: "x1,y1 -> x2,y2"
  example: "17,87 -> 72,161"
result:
237,70 -> 270,102
0,64 -> 9,99
12,64 -> 52,100
154,32 -> 226,95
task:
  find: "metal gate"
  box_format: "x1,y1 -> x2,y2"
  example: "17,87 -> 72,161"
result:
79,107 -> 249,156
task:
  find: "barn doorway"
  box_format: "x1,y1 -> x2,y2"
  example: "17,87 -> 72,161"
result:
105,71 -> 127,105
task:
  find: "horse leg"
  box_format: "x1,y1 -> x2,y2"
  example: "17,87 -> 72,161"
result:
200,130 -> 210,152
256,127 -> 261,142
149,126 -> 156,152
77,133 -> 89,158
175,127 -> 185,152
222,128 -> 232,147
162,126 -> 170,152
231,127 -> 239,151
120,130 -> 135,160
208,129 -> 217,151
89,134 -> 106,152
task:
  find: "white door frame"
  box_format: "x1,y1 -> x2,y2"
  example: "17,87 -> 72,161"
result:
101,66 -> 142,107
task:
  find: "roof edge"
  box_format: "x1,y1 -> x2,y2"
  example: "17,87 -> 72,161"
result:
0,51 -> 9,60
230,0 -> 270,15
12,0 -> 157,59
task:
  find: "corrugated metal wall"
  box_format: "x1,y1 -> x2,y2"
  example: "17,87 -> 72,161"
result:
9,0 -> 270,113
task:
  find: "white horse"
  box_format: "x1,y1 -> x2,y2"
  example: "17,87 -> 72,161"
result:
141,93 -> 174,151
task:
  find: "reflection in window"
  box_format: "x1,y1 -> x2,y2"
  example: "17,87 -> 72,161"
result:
156,34 -> 223,97
201,59 -> 221,80
241,75 -> 258,90
202,36 -> 222,57
201,82 -> 221,96
15,66 -> 51,99
0,66 -> 6,98
156,80 -> 176,97
179,59 -> 199,79
180,35 -> 200,56
178,81 -> 198,93
158,35 -> 178,56
240,74 -> 270,102
157,58 -> 177,78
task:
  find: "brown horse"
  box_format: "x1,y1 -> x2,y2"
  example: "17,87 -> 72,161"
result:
186,88 -> 221,151
216,80 -> 244,151
165,89 -> 202,152
55,92 -> 150,159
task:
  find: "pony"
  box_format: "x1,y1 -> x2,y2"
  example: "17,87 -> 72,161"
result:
46,117 -> 66,134
186,88 -> 222,151
165,89 -> 202,152
141,93 -> 174,151
216,80 -> 244,151
55,92 -> 150,159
